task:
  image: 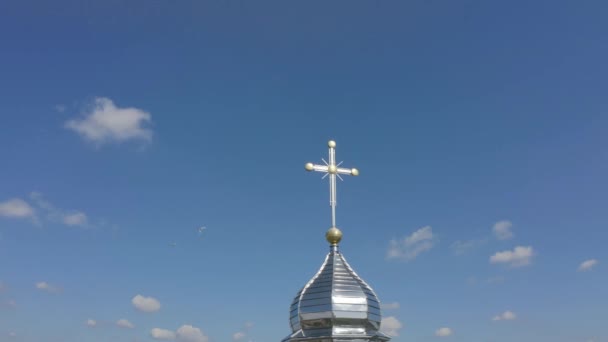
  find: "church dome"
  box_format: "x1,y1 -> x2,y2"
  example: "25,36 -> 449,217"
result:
282,246 -> 390,342
283,141 -> 390,342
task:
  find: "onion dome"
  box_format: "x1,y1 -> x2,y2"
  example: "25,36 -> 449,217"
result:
281,242 -> 390,342
283,141 -> 390,342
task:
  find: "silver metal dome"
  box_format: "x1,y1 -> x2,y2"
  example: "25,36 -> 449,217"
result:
282,246 -> 390,342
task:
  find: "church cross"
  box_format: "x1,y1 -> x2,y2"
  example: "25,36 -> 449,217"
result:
305,140 -> 359,229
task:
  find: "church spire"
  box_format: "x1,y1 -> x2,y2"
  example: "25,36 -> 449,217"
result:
283,140 -> 389,342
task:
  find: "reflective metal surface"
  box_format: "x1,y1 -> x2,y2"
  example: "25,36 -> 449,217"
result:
282,246 -> 390,342
283,140 -> 390,342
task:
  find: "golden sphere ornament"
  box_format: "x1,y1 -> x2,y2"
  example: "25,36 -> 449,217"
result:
326,226 -> 343,245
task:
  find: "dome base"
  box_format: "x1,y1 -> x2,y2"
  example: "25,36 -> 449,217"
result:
282,329 -> 391,342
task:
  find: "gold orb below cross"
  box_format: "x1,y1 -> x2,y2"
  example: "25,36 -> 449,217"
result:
326,226 -> 343,245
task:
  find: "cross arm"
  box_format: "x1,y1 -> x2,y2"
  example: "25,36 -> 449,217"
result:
336,167 -> 359,176
305,163 -> 329,173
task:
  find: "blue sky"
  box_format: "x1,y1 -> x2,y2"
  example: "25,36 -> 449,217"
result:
1,1 -> 607,341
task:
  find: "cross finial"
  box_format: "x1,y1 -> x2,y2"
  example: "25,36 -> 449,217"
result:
305,140 -> 359,246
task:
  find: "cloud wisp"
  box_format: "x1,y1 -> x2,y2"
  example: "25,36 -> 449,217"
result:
232,321 -> 254,341
578,259 -> 598,272
380,316 -> 403,336
450,220 -> 516,256
1,193 -> 94,228
493,220 -> 514,240
63,212 -> 88,226
435,327 -> 453,337
490,246 -> 535,267
117,319 -> 135,329
382,302 -> 400,310
387,226 -> 435,261
29,192 -> 90,228
150,325 -> 209,342
35,281 -> 61,294
232,332 -> 246,341
492,311 -> 517,321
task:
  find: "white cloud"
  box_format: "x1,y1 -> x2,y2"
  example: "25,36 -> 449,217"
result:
387,226 -> 435,261
380,316 -> 403,337
35,281 -> 60,293
492,311 -> 516,321
406,225 -> 434,245
382,302 -> 400,310
65,97 -> 152,145
150,325 -> 208,342
233,332 -> 246,341
36,281 -> 50,290
132,294 -> 161,312
63,212 -> 88,226
8,332 -> 17,337
578,259 -> 598,272
151,328 -> 176,340
117,319 -> 135,329
176,325 -> 208,342
493,220 -> 513,240
435,327 -> 453,337
233,321 -> 254,341
490,246 -> 534,267
0,198 -> 35,218
86,319 -> 97,327
29,192 -> 92,228
0,281 -> 6,292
